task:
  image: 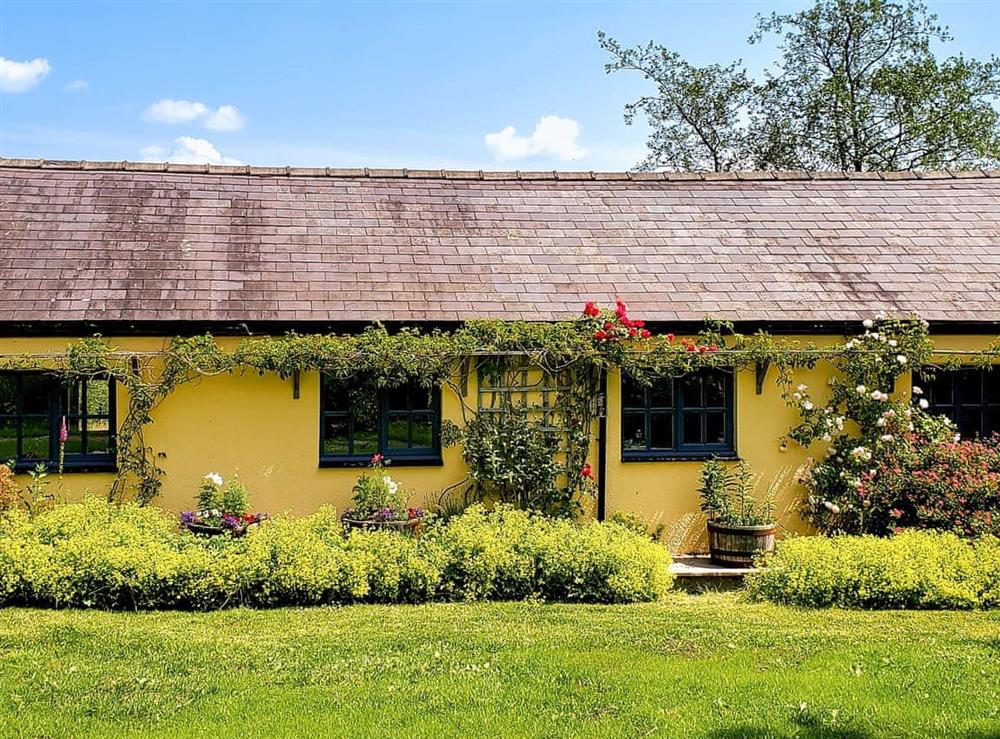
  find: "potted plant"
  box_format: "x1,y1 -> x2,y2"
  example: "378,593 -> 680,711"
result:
341,454 -> 425,534
180,473 -> 268,537
698,459 -> 777,567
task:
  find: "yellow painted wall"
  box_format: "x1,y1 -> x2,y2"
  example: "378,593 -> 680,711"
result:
2,334 -> 996,553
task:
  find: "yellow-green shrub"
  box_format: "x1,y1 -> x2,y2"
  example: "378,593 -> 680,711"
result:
747,530 -> 1000,609
0,499 -> 672,609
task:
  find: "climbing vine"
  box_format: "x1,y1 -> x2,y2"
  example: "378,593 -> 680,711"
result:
0,303 -> 997,508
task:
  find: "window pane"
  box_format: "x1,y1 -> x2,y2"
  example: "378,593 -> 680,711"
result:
926,373 -> 953,406
409,386 -> 434,411
623,413 -> 646,450
649,413 -> 674,449
705,373 -> 726,407
86,418 -> 112,455
987,408 -> 1000,438
21,375 -> 52,415
706,412 -> 727,444
680,374 -> 703,408
683,413 -> 703,445
62,417 -> 84,455
0,377 -> 17,415
352,412 -> 378,455
20,418 -> 49,460
386,386 -> 409,411
322,377 -> 351,411
986,371 -> 1000,404
959,370 -> 983,404
0,417 -> 17,459
87,381 -> 110,415
322,416 -> 350,455
648,380 -> 673,409
410,413 -> 435,449
621,377 -> 646,408
386,413 -> 410,449
959,408 -> 983,439
63,382 -> 85,417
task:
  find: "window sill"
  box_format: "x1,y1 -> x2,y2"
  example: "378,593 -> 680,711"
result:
621,452 -> 739,463
320,456 -> 443,469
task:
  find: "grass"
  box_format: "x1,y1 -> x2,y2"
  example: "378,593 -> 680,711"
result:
1,593 -> 998,738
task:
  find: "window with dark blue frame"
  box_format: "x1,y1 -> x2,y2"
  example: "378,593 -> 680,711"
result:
621,368 -> 735,460
916,367 -> 1000,440
0,372 -> 116,471
320,376 -> 441,466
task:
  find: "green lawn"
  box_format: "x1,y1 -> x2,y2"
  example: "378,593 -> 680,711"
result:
1,593 -> 998,738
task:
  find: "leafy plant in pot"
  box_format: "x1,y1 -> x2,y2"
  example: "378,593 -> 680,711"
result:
698,459 -> 777,567
342,454 -> 426,534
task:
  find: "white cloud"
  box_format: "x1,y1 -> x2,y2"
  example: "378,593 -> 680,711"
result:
204,104 -> 246,132
0,57 -> 51,93
64,79 -> 89,93
140,136 -> 242,165
484,115 -> 586,162
144,99 -> 209,123
144,98 -> 246,131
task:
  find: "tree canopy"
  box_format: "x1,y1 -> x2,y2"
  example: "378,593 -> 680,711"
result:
600,0 -> 1000,172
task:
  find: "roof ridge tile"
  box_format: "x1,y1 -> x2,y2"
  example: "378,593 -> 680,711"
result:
1,157 -> 998,183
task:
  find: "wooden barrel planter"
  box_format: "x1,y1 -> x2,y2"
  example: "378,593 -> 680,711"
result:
707,521 -> 776,567
341,518 -> 422,536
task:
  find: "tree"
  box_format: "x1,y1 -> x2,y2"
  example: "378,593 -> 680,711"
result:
598,32 -> 754,172
600,0 -> 1000,172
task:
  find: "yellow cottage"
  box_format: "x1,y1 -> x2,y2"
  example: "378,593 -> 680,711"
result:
1,159 -> 997,551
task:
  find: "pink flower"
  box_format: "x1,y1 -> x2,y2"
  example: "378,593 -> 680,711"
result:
59,416 -> 68,445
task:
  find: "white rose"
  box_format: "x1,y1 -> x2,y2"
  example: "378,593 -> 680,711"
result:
911,386 -> 923,396
919,399 -> 929,409
896,355 -> 907,365
856,385 -> 867,395
802,401 -> 814,411
880,434 -> 894,442
204,472 -> 224,486
863,319 -> 874,328
888,340 -> 898,348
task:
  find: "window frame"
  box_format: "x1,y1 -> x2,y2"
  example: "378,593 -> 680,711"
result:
916,366 -> 1000,440
318,376 -> 443,467
0,371 -> 117,473
620,368 -> 736,462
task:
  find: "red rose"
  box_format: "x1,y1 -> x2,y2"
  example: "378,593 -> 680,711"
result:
604,322 -> 614,330
594,330 -> 606,340
686,344 -> 696,353
640,329 -> 651,339
583,302 -> 600,317
698,345 -> 708,353
666,333 -> 675,342
709,343 -> 718,352
633,319 -> 644,328
629,328 -> 637,337
581,463 -> 593,479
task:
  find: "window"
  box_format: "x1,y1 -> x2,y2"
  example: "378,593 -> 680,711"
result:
320,376 -> 441,465
621,368 -> 735,460
917,367 -> 1000,440
0,372 -> 116,471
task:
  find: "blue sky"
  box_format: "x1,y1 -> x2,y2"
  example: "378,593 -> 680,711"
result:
2,0 -> 997,170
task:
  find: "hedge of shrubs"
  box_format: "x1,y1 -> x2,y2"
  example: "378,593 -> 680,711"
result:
0,499 -> 673,610
746,530 -> 1000,610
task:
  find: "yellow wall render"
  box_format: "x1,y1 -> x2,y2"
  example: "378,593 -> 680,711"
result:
2,334 -> 996,553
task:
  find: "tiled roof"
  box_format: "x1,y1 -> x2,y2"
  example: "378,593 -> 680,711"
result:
1,158 -> 999,324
